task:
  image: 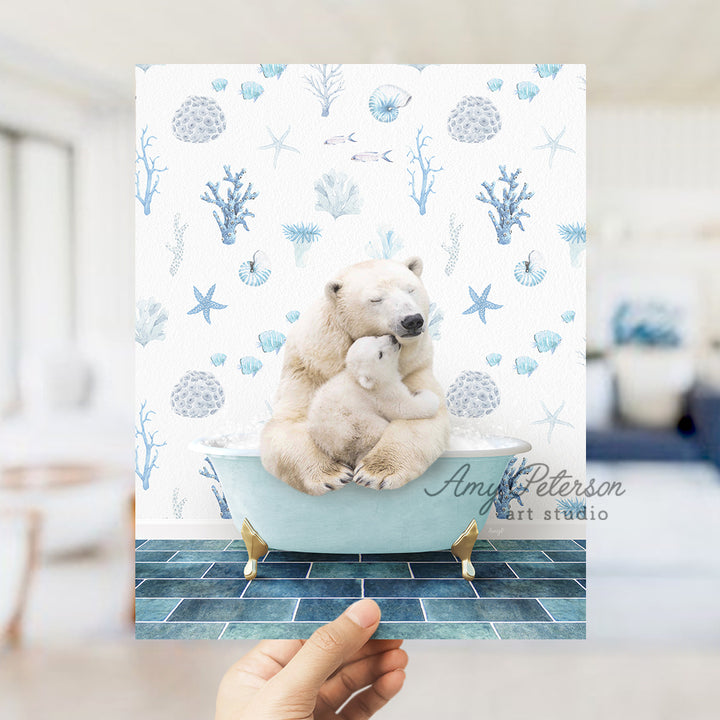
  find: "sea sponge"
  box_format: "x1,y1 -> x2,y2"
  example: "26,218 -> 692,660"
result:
172,96 -> 226,143
447,96 -> 501,144
445,370 -> 500,418
171,370 -> 225,418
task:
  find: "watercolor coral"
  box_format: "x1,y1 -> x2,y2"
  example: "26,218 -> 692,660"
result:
442,214 -> 463,276
135,401 -> 166,491
476,165 -> 534,245
135,126 -> 167,216
314,170 -> 361,219
201,165 -> 258,245
407,126 -> 443,216
494,457 -> 531,519
135,298 -> 168,347
283,222 -> 322,266
304,64 -> 344,117
166,214 -> 187,277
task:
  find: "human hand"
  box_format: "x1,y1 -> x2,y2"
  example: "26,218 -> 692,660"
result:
215,598 -> 407,719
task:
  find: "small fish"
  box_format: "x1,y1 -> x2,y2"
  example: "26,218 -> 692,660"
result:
259,64 -> 286,79
486,353 -> 502,366
257,330 -> 287,355
212,78 -> 228,92
240,81 -> 264,101
239,356 -> 263,377
210,353 -> 227,367
515,356 -> 539,377
561,311 -> 576,323
534,330 -> 562,354
351,151 -> 392,163
285,310 -> 300,323
487,78 -> 503,92
535,64 -> 563,79
324,133 -> 357,145
516,81 -> 540,102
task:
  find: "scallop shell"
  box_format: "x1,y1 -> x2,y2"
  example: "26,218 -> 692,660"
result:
369,85 -> 412,123
238,251 -> 271,287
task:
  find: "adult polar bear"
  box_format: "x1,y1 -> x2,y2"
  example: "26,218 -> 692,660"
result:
260,256 -> 450,495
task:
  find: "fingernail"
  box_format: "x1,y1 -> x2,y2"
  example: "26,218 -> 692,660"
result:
345,598 -> 380,628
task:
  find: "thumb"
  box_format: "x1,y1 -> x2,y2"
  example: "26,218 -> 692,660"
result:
269,598 -> 381,698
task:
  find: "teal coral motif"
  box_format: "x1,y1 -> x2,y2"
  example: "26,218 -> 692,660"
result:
314,170 -> 361,219
366,227 -> 404,259
187,284 -> 228,325
494,457 -> 531,519
463,284 -> 503,324
558,222 -> 586,266
557,497 -> 586,519
135,298 -> 168,347
135,401 -> 166,491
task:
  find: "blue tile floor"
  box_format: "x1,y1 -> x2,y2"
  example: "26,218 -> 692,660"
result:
135,538 -> 586,640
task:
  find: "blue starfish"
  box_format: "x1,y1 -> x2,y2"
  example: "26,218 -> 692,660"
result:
259,126 -> 300,169
534,126 -> 575,168
531,401 -> 574,443
462,284 -> 503,324
187,284 -> 228,325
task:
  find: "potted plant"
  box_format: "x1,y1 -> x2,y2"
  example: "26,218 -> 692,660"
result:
611,301 -> 694,427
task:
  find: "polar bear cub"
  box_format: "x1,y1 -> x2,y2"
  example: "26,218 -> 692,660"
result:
308,334 -> 440,468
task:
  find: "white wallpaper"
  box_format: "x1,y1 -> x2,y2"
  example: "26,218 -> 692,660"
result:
135,64 -> 586,536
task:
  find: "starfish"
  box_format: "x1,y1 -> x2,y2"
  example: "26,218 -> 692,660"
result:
462,284 -> 503,324
534,126 -> 575,168
187,284 -> 227,325
259,126 -> 300,169
531,401 -> 574,443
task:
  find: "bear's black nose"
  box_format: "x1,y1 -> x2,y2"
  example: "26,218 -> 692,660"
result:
400,314 -> 424,333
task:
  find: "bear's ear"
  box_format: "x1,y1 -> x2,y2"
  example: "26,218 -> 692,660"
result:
404,256 -> 423,277
325,280 -> 342,302
357,374 -> 375,390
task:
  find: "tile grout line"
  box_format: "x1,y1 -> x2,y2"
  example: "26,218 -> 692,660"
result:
541,551 -> 554,562
490,622 -> 502,639
135,579 -> 145,589
161,599 -> 184,622
486,539 -> 498,551
469,579 -> 480,599
218,622 -> 230,639
407,563 -> 414,579
222,540 -> 234,551
535,598 -> 557,623
571,540 -> 586,550
419,598 -> 428,622
135,540 -> 149,550
306,562 -> 313,579
291,598 -> 301,622
200,563 -> 215,579
361,578 -> 365,598
506,563 -> 520,579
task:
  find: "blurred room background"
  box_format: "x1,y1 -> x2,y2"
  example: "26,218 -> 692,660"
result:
1,1 -> 719,718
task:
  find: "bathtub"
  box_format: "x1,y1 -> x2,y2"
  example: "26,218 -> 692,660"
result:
190,435 -> 531,581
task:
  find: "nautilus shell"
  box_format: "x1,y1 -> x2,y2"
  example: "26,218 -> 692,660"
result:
514,251 -> 546,287
238,251 -> 271,287
369,85 -> 412,123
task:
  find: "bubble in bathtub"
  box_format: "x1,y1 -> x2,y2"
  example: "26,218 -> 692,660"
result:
445,370 -> 500,418
171,370 -> 225,418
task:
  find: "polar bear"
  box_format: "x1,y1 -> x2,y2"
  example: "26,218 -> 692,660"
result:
307,334 -> 441,472
260,256 -> 450,495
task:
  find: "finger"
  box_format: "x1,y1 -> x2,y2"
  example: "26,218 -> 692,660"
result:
339,669 -> 406,720
318,648 -> 408,711
228,639 -> 303,683
332,639 -> 404,673
269,598 -> 381,698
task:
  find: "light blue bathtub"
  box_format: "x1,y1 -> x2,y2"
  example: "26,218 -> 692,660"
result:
190,436 -> 531,581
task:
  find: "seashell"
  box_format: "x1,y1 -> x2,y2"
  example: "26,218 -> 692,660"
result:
447,96 -> 501,143
561,311 -> 576,323
487,78 -> 503,92
285,310 -> 300,323
486,353 -> 502,366
212,78 -> 228,92
369,85 -> 412,123
238,356 -> 263,377
514,251 -> 546,287
210,353 -> 227,367
238,251 -> 271,286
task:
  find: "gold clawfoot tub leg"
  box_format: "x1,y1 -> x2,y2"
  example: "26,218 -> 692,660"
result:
241,518 -> 268,580
451,519 -> 479,581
